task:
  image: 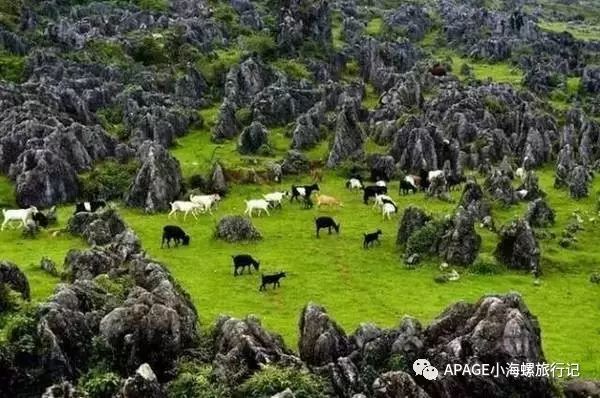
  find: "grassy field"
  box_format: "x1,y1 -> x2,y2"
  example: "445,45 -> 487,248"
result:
539,21 -> 600,42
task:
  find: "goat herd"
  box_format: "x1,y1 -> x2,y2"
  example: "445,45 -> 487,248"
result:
161,169 -> 463,292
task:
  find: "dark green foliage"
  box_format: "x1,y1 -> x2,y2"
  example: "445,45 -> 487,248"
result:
80,161 -> 139,201
196,49 -> 242,86
236,366 -> 328,398
167,362 -> 228,398
137,0 -> 168,11
0,52 -> 25,83
273,59 -> 312,81
79,369 -> 122,398
483,95 -> 507,114
93,275 -> 133,300
240,33 -> 277,59
97,105 -> 126,139
0,0 -> 22,30
130,36 -> 169,65
235,107 -> 253,126
469,259 -> 504,275
405,219 -> 448,258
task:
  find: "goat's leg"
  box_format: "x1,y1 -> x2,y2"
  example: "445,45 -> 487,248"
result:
264,207 -> 270,216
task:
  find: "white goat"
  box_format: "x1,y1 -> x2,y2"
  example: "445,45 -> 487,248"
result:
516,189 -> 528,200
382,202 -> 398,220
375,180 -> 387,187
1,206 -> 38,230
372,194 -> 395,210
263,192 -> 288,207
428,170 -> 444,181
190,194 -> 221,214
168,201 -> 203,220
346,178 -> 363,190
244,199 -> 270,217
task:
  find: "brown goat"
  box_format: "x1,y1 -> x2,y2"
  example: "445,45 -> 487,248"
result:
315,194 -> 343,208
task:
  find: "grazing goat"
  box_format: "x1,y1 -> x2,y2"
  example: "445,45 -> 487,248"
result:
315,216 -> 340,237
232,254 -> 260,276
74,200 -> 106,214
372,194 -> 395,210
446,175 -> 466,191
291,183 -> 319,202
382,202 -> 398,220
362,185 -> 388,204
375,180 -> 387,187
32,211 -> 49,228
259,272 -> 286,291
516,189 -> 528,200
345,178 -> 363,190
428,170 -> 445,182
161,225 -> 190,248
2,207 -> 38,230
168,201 -> 203,220
399,180 -> 417,195
263,192 -> 289,208
316,194 -> 343,208
363,229 -> 382,248
244,199 -> 270,217
190,194 -> 221,214
418,169 -> 430,190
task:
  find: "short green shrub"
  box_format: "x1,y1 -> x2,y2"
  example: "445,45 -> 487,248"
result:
79,370 -> 122,398
239,33 -> 277,59
237,365 -> 328,398
273,59 -> 312,81
130,35 -> 168,65
0,52 -> 25,83
235,107 -> 253,126
136,0 -> 168,12
79,160 -> 139,201
167,362 -> 228,398
406,219 -> 447,258
483,95 -> 507,114
470,259 -> 504,275
196,48 -> 242,85
93,275 -> 132,300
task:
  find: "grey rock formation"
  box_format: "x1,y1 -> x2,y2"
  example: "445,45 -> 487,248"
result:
0,261 -> 31,300
582,66 -> 600,94
215,215 -> 262,242
281,150 -> 310,175
67,209 -> 126,237
525,198 -> 555,228
327,100 -> 365,168
439,208 -> 481,266
458,179 -> 491,220
121,363 -> 163,398
125,142 -> 183,212
495,219 -> 540,273
484,168 -> 516,205
372,371 -> 430,398
299,303 -> 351,366
397,207 -> 431,246
291,103 -> 325,150
209,162 -> 228,195
238,121 -> 269,154
569,165 -> 590,199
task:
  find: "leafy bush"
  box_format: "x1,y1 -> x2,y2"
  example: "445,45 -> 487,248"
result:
237,365 -> 328,398
79,370 -> 122,398
196,48 -> 242,85
470,259 -> 504,275
483,95 -> 507,114
0,0 -> 22,30
235,107 -> 253,126
97,104 -> 126,139
167,362 -> 228,398
406,219 -> 447,258
93,275 -> 133,300
130,35 -> 168,65
365,17 -> 385,37
0,52 -> 25,83
85,40 -> 130,66
80,160 -> 139,201
273,59 -> 312,81
239,33 -> 277,59
136,0 -> 167,11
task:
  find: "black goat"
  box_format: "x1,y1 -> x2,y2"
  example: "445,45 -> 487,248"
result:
363,229 -> 382,248
74,200 -> 107,214
290,184 -> 319,202
447,175 -> 466,191
418,169 -> 430,191
259,272 -> 286,291
161,225 -> 190,248
315,216 -> 340,238
302,196 -> 313,209
32,212 -> 48,228
362,185 -> 387,204
232,254 -> 260,276
399,180 -> 417,195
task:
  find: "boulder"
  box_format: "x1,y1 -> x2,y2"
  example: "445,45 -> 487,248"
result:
494,219 -> 540,273
281,150 -> 310,175
40,257 -> 59,277
215,215 -> 262,242
64,248 -> 120,281
582,66 -> 600,94
121,363 -> 163,398
372,371 -> 430,398
291,103 -> 325,150
299,303 -> 351,366
0,261 -> 31,300
569,165 -> 590,199
525,199 -> 555,228
424,293 -> 553,397
209,162 -> 228,195
458,179 -> 490,220
10,149 -> 79,208
67,209 -> 126,237
41,382 -> 83,398
327,100 -> 365,168
238,121 -> 269,154
438,208 -> 481,266
368,154 -> 396,181
517,171 -> 545,201
213,315 -> 300,385
397,207 -> 431,246
125,142 -> 183,212
564,379 -> 600,398
82,219 -> 112,246
272,388 -> 296,398
483,168 -> 516,205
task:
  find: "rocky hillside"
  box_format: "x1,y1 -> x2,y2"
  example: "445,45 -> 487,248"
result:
1,0 -> 600,396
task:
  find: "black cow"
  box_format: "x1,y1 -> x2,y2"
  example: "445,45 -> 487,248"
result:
232,254 -> 260,276
362,185 -> 387,204
161,225 -> 190,248
315,216 -> 340,238
259,272 -> 286,291
74,200 -> 107,214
